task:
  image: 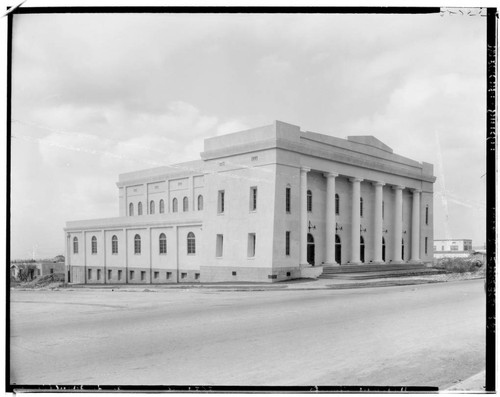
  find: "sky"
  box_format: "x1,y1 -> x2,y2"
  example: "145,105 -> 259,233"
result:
10,9 -> 487,259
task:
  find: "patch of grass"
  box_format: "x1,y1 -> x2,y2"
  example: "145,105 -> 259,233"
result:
433,257 -> 484,274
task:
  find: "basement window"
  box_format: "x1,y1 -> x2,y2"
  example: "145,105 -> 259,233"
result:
181,272 -> 187,279
166,272 -> 172,279
141,271 -> 146,281
154,271 -> 159,279
108,269 -> 112,280
195,273 -> 200,280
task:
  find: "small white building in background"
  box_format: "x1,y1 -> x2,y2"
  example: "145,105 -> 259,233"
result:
433,239 -> 473,259
65,121 -> 436,284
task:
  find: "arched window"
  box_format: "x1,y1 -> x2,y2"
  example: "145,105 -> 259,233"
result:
112,235 -> 118,254
335,194 -> 340,215
159,199 -> 165,214
360,197 -> 364,217
335,234 -> 341,264
402,239 -> 405,261
91,236 -> 97,254
129,203 -> 134,216
425,205 -> 429,225
138,202 -> 143,216
150,200 -> 155,214
360,235 -> 365,263
382,237 -> 386,261
159,233 -> 167,254
307,190 -> 312,212
172,198 -> 178,213
197,195 -> 203,211
187,232 -> 196,254
73,237 -> 78,254
134,234 -> 141,254
183,197 -> 189,212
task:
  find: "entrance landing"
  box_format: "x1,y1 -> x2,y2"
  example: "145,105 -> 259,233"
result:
320,263 -> 447,280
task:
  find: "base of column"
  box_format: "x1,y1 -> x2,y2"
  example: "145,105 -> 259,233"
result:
323,262 -> 340,267
348,261 -> 362,266
371,261 -> 385,265
389,260 -> 405,265
409,259 -> 423,264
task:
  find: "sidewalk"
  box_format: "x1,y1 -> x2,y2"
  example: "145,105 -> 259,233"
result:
443,370 -> 486,392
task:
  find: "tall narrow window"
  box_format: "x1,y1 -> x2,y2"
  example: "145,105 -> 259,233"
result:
216,234 -> 224,257
335,194 -> 340,215
335,235 -> 342,264
250,187 -> 257,211
159,233 -> 167,254
91,236 -> 97,254
307,190 -> 312,212
183,197 -> 189,212
112,235 -> 118,254
159,199 -> 165,214
248,233 -> 256,257
285,231 -> 290,256
88,269 -> 92,280
360,235 -> 365,263
425,205 -> 429,225
360,197 -> 364,218
138,202 -> 143,215
382,237 -> 386,261
285,187 -> 291,213
73,237 -> 78,254
134,234 -> 141,254
129,203 -> 134,216
97,269 -> 101,280
401,239 -> 405,261
197,195 -> 203,211
187,232 -> 196,254
425,237 -> 428,255
172,198 -> 178,213
382,201 -> 385,219
218,190 -> 225,214
150,200 -> 155,214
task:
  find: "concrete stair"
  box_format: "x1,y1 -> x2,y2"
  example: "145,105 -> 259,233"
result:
319,263 -> 448,280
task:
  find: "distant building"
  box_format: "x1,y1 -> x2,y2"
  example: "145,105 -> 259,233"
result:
10,257 -> 65,281
65,121 -> 435,284
433,239 -> 473,259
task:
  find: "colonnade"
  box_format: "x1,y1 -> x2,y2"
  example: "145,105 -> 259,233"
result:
299,167 -> 421,266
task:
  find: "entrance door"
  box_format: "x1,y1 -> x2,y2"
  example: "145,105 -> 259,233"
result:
382,237 -> 386,262
307,233 -> 315,265
335,234 -> 341,264
360,236 -> 365,263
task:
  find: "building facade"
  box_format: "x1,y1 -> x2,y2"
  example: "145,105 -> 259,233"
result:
64,121 -> 435,284
433,239 -> 473,259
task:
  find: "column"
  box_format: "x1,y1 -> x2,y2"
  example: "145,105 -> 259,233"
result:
373,182 -> 385,263
324,172 -> 338,265
410,189 -> 421,262
393,185 -> 404,263
65,233 -> 70,284
300,167 -> 310,265
102,230 -> 106,285
350,177 -> 363,264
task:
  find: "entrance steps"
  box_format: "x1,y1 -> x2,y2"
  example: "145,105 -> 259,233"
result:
319,263 -> 447,280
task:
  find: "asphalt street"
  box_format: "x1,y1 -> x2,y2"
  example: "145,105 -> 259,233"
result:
10,279 -> 485,388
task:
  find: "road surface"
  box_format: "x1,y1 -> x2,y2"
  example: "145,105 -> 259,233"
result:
10,280 -> 485,387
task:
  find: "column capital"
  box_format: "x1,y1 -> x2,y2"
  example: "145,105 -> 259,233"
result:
301,167 -> 311,173
348,177 -> 363,183
392,185 -> 405,191
372,181 -> 386,187
412,188 -> 422,194
324,172 -> 339,178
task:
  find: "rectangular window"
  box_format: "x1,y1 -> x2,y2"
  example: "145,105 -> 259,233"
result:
88,269 -> 92,280
285,187 -> 291,213
425,237 -> 428,254
181,272 -> 187,279
50,268 -> 54,274
248,233 -> 256,257
218,190 -> 225,214
141,271 -> 146,281
251,156 -> 258,161
97,269 -> 101,280
195,273 -> 200,280
108,269 -> 112,280
216,234 -> 224,257
130,270 -> 134,280
285,231 -> 290,256
166,272 -> 172,279
250,187 -> 257,211
118,270 -> 122,281
154,271 -> 159,279
450,245 -> 459,251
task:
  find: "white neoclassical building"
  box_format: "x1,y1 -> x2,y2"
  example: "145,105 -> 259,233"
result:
64,121 -> 435,284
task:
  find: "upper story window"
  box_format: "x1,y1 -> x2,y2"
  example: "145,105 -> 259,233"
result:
73,237 -> 78,254
112,235 -> 118,254
129,203 -> 134,216
382,201 -> 385,219
187,232 -> 196,254
250,187 -> 257,211
138,202 -> 143,216
285,187 -> 291,213
183,197 -> 189,212
218,190 -> 225,214
172,198 -> 178,213
360,197 -> 364,218
150,200 -> 155,214
159,199 -> 165,214
197,195 -> 203,211
425,205 -> 429,225
307,190 -> 312,212
91,236 -> 97,254
335,194 -> 340,215
134,234 -> 141,254
159,233 -> 167,254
